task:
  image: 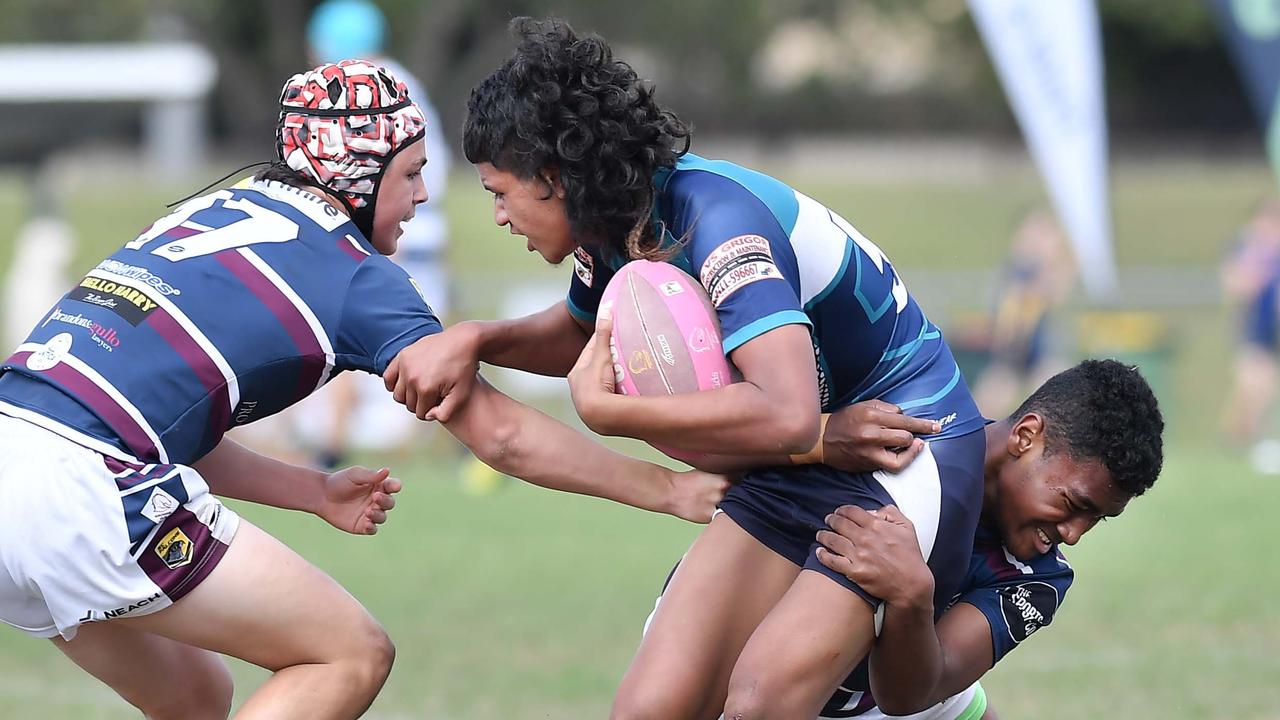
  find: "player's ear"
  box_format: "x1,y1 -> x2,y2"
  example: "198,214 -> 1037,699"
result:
540,166 -> 565,200
1008,413 -> 1044,457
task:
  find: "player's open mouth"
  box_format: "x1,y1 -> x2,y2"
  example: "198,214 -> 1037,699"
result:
1035,527 -> 1052,553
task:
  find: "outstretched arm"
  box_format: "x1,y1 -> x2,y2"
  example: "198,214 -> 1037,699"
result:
193,438 -> 400,535
384,301 -> 590,422
441,375 -> 729,523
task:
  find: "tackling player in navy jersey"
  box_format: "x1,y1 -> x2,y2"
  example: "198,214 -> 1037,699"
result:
812,360 -> 1162,719
386,18 -> 986,718
638,360 -> 1163,719
0,60 -> 726,720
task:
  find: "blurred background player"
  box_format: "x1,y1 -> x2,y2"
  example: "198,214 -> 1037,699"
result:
2,162 -> 75,353
288,0 -> 455,471
1220,199 -> 1280,472
971,208 -> 1076,418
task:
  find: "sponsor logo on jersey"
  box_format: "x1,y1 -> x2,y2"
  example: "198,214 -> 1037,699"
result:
71,277 -> 158,325
43,307 -> 121,352
573,247 -> 595,287
94,260 -> 181,296
141,488 -> 180,525
26,332 -> 73,371
80,592 -> 164,622
155,527 -> 194,570
936,412 -> 958,428
701,235 -> 780,307
233,400 -> 259,425
998,581 -> 1059,643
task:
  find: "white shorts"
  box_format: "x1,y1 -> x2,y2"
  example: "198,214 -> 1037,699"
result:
0,414 -> 239,640
818,681 -> 985,719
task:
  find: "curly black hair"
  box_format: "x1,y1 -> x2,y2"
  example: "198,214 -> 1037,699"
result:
463,17 -> 691,259
1011,359 -> 1165,496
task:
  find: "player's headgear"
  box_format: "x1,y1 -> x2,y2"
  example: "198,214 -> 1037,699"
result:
275,59 -> 426,240
307,0 -> 386,63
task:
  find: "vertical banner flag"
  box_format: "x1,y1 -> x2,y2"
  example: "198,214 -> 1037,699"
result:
969,0 -> 1115,297
1210,0 -> 1280,186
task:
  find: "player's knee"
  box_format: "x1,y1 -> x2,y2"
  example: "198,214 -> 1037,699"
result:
723,669 -> 798,720
339,620 -> 396,698
129,663 -> 233,720
611,682 -> 711,720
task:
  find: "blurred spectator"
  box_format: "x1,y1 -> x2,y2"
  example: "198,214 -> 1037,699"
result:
288,0 -> 455,469
3,166 -> 74,353
1220,199 -> 1280,471
972,209 -> 1076,417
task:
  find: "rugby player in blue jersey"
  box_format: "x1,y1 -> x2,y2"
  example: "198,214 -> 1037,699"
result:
0,60 -> 726,720
386,18 -> 989,718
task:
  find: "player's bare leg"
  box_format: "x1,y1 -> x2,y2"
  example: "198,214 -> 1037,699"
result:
723,569 -> 876,719
54,624 -> 233,720
1222,346 -> 1276,444
119,520 -> 394,720
611,513 -> 799,720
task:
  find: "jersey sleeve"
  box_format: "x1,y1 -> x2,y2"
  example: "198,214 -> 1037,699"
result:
675,173 -> 811,355
957,562 -> 1074,666
565,245 -> 616,324
337,255 -> 442,375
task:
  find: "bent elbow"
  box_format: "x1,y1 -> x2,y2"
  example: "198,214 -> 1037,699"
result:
774,407 -> 821,455
464,414 -> 524,476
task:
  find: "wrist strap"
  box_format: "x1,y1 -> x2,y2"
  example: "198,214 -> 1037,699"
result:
789,414 -> 830,465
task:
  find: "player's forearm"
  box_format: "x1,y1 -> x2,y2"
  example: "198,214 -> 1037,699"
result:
445,381 -> 679,515
468,301 -> 589,376
868,587 -> 947,715
584,382 -> 819,456
193,438 -> 324,513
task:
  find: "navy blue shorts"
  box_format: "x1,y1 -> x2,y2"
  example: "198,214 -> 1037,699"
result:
719,429 -> 985,610
1244,282 -> 1280,353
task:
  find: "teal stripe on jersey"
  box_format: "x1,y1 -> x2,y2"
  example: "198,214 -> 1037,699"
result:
850,321 -> 933,404
804,239 -> 854,312
896,365 -> 962,411
722,310 -> 812,354
881,329 -> 941,362
677,154 -> 800,235
853,245 -> 897,323
566,295 -> 596,323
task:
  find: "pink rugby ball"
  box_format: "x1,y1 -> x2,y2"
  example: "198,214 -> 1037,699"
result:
599,260 -> 733,463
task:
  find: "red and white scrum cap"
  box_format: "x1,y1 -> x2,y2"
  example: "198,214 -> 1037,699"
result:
275,59 -> 425,232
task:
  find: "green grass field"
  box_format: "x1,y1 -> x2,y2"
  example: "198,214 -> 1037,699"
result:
0,159 -> 1276,718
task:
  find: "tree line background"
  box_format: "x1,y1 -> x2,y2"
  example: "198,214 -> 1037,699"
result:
0,0 -> 1257,164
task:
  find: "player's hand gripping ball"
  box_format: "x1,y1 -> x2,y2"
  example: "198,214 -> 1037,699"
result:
599,260 -> 734,463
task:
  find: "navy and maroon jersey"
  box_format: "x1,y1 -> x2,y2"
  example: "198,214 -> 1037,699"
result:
566,153 -> 982,438
0,179 -> 440,465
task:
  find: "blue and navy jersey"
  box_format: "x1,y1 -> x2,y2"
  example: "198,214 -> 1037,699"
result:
567,153 -> 982,437
821,523 -> 1074,717
0,180 -> 441,465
